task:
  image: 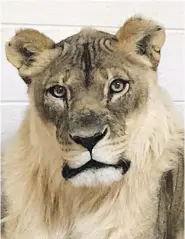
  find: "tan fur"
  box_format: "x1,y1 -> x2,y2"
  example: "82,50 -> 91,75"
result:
5,29 -> 56,78
2,90 -> 183,239
2,16 -> 184,239
116,17 -> 165,68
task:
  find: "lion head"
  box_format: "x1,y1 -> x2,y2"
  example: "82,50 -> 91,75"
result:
6,17 -> 165,187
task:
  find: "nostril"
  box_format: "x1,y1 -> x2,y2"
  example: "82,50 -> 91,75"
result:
69,127 -> 108,152
70,135 -> 83,145
94,127 -> 108,140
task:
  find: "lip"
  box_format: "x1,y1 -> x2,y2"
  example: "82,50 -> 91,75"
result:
62,158 -> 131,180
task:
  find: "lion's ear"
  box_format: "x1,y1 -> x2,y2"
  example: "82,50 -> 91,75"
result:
5,29 -> 56,84
116,16 -> 166,69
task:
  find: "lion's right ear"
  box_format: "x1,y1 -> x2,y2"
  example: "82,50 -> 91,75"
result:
5,29 -> 57,84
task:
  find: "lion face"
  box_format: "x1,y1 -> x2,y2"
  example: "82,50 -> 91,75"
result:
6,17 -> 165,187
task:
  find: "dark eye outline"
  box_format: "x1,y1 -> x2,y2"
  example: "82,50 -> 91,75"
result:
47,85 -> 67,99
109,78 -> 129,93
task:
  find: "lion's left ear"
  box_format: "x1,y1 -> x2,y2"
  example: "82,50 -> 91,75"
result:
116,16 -> 166,69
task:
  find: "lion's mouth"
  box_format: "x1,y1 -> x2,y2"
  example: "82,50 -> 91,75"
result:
62,159 -> 130,180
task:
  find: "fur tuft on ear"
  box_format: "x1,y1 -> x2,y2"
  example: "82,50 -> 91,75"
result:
116,16 -> 166,69
5,29 -> 57,83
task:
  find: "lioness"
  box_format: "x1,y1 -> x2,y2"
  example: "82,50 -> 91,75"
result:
2,16 -> 184,239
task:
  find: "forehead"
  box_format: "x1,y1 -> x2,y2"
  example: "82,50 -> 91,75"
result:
42,29 -> 147,87
63,28 -> 116,44
47,29 -> 122,79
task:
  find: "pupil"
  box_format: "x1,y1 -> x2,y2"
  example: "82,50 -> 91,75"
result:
115,83 -> 121,88
56,86 -> 63,94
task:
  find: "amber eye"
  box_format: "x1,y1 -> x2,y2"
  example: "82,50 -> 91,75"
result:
110,78 -> 128,93
48,85 -> 67,98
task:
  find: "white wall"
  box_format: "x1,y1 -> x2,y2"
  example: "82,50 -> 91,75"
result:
1,1 -> 185,148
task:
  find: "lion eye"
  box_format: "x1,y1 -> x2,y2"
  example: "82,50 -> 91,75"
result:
48,85 -> 67,98
110,78 -> 128,93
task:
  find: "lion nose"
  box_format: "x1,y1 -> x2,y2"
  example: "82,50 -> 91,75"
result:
70,128 -> 108,152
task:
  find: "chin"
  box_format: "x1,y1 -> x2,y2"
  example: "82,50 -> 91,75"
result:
69,167 -> 123,187
62,158 -> 131,187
